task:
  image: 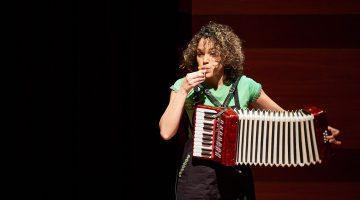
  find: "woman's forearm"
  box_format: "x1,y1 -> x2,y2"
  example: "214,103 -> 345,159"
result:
251,89 -> 285,112
159,90 -> 188,140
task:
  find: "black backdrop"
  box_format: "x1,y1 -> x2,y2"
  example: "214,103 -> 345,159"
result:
16,1 -> 191,199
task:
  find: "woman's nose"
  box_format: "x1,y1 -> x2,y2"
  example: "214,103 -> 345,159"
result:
203,54 -> 210,64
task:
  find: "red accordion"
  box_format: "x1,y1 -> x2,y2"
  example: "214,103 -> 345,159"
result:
192,105 -> 332,167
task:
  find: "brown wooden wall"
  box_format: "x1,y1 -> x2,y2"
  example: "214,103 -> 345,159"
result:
192,0 -> 360,199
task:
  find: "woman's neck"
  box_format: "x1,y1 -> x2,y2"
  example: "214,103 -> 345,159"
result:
205,73 -> 225,90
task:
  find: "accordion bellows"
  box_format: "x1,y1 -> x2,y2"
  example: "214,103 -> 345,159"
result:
193,105 -> 330,167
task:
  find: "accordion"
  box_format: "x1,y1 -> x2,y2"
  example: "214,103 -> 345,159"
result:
192,105 -> 332,167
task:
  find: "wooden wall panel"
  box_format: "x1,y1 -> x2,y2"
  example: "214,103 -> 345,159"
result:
191,15 -> 360,48
255,181 -> 360,200
192,0 -> 360,15
244,49 -> 360,149
191,1 -> 360,199
251,148 -> 360,181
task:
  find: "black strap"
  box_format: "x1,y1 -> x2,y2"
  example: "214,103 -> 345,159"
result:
222,76 -> 241,107
203,76 -> 242,108
234,85 -> 240,109
204,89 -> 222,107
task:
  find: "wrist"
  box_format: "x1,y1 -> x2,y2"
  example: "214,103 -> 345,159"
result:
178,87 -> 189,96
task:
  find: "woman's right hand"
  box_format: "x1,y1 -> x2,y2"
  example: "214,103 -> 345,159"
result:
180,70 -> 206,94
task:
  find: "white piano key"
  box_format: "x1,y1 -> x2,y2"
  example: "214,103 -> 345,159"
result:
195,118 -> 215,124
196,108 -> 216,114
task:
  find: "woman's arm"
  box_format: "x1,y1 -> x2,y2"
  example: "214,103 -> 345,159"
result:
251,89 -> 342,145
159,90 -> 187,140
250,89 -> 285,112
159,70 -> 206,140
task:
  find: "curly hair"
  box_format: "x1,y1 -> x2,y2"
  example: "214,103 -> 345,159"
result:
180,21 -> 245,83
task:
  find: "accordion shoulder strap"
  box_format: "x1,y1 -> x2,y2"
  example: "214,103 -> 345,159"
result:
204,89 -> 222,107
233,76 -> 241,109
222,76 -> 241,108
203,75 -> 242,108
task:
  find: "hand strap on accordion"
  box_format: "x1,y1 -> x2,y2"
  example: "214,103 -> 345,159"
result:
203,75 -> 242,108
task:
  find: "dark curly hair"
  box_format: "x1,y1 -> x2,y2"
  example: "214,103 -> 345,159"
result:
180,21 -> 245,83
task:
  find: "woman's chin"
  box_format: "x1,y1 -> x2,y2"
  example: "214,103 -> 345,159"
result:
205,73 -> 213,79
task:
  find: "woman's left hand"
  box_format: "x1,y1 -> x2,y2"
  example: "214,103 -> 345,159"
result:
325,126 -> 342,145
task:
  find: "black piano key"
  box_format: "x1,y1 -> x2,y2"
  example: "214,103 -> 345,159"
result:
201,131 -> 213,137
201,141 -> 212,146
204,114 -> 216,119
201,152 -> 212,157
201,148 -> 212,153
204,111 -> 216,116
203,122 -> 213,126
201,135 -> 213,141
203,124 -> 214,131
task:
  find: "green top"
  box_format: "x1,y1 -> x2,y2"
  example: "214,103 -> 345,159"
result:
170,75 -> 262,124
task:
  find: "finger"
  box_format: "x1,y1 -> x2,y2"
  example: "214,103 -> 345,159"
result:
186,74 -> 203,82
191,79 -> 205,86
191,69 -> 206,75
328,138 -> 335,143
188,76 -> 205,84
187,71 -> 205,80
325,135 -> 334,140
329,138 -> 342,145
332,130 -> 340,136
196,70 -> 206,77
335,140 -> 342,145
193,77 -> 205,83
328,126 -> 340,136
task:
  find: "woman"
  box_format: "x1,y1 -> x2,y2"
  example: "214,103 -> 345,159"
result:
159,21 -> 341,200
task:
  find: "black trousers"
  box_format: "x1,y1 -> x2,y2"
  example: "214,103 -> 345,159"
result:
176,139 -> 256,200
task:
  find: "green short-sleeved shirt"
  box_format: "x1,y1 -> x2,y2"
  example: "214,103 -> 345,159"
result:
170,75 -> 262,124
